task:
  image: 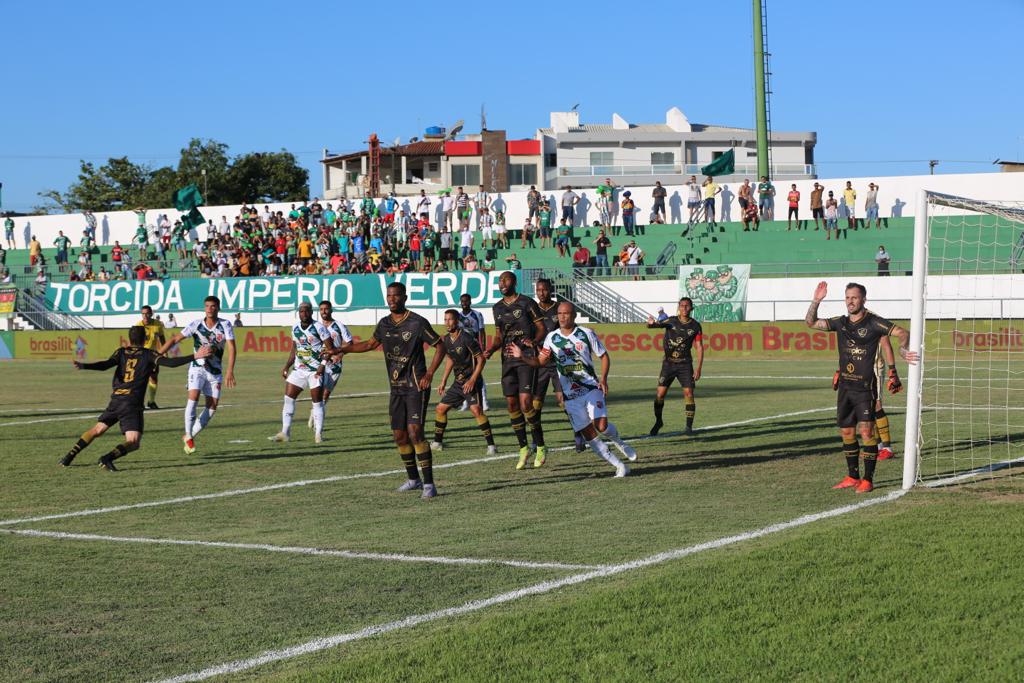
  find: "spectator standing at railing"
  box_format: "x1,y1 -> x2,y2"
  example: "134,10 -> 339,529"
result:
416,189 -> 431,220
685,176 -> 701,229
875,245 -> 891,276
786,184 -> 801,231
824,191 -> 840,240
651,181 -> 668,224
561,186 -> 579,226
53,231 -> 70,268
810,182 -> 824,231
621,191 -> 636,236
737,179 -> 752,215
594,230 -> 611,275
843,181 -> 858,232
29,235 -> 42,266
441,191 -> 454,230
536,201 -> 551,248
866,182 -> 882,229
83,210 -> 97,240
625,240 -> 644,281
555,219 -> 571,258
702,176 -> 720,231
474,184 -> 490,224
4,214 -> 15,249
478,207 -> 494,249
439,226 -> 453,266
526,185 -> 542,228
757,176 -> 775,220
454,186 -> 471,229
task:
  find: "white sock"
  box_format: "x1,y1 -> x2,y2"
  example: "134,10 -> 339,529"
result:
312,401 -> 324,437
282,396 -> 296,436
601,421 -> 626,445
588,437 -> 623,469
184,399 -> 197,437
191,408 -> 215,437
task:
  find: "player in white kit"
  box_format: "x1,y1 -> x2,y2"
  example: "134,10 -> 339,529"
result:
269,302 -> 338,444
159,295 -> 237,454
509,301 -> 636,477
307,300 -> 353,431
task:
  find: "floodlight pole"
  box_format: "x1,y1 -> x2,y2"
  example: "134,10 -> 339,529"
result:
753,0 -> 770,180
902,188 -> 929,489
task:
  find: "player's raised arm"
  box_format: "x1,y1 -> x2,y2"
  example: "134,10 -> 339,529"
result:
806,281 -> 830,330
506,343 -> 549,368
157,331 -> 185,355
73,352 -> 119,371
158,345 -> 210,368
646,314 -> 668,329
340,337 -> 381,354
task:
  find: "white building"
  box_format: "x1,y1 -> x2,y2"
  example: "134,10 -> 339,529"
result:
537,107 -> 817,190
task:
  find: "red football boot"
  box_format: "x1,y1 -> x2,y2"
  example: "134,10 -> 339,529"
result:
877,447 -> 894,460
854,479 -> 874,494
831,475 -> 861,489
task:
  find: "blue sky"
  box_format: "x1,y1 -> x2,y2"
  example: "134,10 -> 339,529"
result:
1,0 -> 1020,213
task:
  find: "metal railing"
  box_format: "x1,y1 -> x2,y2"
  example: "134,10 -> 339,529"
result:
16,289 -> 94,330
523,267 -> 649,323
557,163 -> 817,178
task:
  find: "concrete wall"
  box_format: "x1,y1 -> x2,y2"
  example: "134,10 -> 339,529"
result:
6,172 -> 1024,250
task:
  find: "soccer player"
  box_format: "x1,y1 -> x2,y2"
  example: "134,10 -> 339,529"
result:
484,271 -> 548,470
807,281 -> 917,493
509,301 -> 636,477
647,297 -> 704,436
532,278 -> 584,452
270,302 -> 338,444
432,309 -> 497,456
457,293 -> 488,411
159,295 -> 237,454
60,326 -> 209,471
307,300 -> 353,431
338,282 -> 447,499
133,305 -> 166,409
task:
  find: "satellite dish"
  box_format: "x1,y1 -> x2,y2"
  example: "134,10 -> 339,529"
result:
393,137 -> 401,146
446,119 -> 465,140
409,136 -> 419,143
571,103 -> 580,112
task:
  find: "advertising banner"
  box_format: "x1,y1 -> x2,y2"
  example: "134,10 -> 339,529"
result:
0,286 -> 16,314
46,271 -> 511,315
678,264 -> 749,322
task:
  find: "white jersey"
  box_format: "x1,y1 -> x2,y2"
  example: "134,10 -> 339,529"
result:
180,317 -> 235,373
291,321 -> 332,372
458,309 -> 485,339
541,325 -> 606,401
322,319 -> 353,373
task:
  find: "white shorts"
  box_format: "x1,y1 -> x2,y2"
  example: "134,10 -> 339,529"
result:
564,388 -> 608,432
481,228 -> 494,240
187,365 -> 223,399
322,366 -> 342,392
286,367 -> 322,391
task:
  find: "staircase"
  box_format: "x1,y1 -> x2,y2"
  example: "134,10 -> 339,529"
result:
15,290 -> 94,331
525,268 -> 649,324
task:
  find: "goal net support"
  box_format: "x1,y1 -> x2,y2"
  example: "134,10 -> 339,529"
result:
904,189 -> 1024,489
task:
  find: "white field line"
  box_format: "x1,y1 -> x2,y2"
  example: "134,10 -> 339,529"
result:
921,456 -> 1024,488
153,489 -> 906,683
0,406 -> 834,529
0,528 -> 599,571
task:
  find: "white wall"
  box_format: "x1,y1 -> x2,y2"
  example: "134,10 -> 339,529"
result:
7,171 -> 1024,250
605,274 -> 1024,322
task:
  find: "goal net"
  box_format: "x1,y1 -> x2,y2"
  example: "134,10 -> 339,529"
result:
905,190 -> 1024,489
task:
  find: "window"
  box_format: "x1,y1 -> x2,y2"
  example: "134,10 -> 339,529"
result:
650,152 -> 675,165
589,151 -> 613,166
451,164 -> 480,186
509,163 -> 538,186
427,162 -> 440,173
545,153 -> 557,169
712,151 -> 725,160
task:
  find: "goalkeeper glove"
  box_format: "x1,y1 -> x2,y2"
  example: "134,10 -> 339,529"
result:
832,370 -> 840,391
887,366 -> 902,394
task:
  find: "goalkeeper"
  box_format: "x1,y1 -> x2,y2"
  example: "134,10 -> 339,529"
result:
832,336 -> 900,460
808,281 -> 917,494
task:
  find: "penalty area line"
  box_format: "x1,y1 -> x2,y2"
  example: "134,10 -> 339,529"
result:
0,406 -> 834,528
151,489 -> 906,683
0,528 -> 599,571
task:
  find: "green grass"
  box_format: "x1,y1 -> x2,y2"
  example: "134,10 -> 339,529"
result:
0,356 -> 1020,682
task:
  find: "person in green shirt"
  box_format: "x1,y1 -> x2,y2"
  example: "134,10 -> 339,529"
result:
135,224 -> 149,259
324,207 -> 337,227
422,228 -> 436,270
757,176 -> 775,221
538,203 -> 552,248
555,219 -> 572,257
4,216 -> 15,249
54,231 -> 71,265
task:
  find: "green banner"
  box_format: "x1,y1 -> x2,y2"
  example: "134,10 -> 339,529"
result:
46,272 -> 512,315
678,264 -> 749,322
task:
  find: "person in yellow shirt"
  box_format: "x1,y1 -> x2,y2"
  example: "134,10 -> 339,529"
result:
843,181 -> 857,232
133,305 -> 167,409
297,234 -> 314,264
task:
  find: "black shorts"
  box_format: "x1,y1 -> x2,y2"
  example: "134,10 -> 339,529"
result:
440,378 -> 483,408
836,383 -> 875,428
389,390 -> 430,430
657,361 -> 694,389
98,398 -> 144,434
533,365 -> 560,399
788,207 -> 799,218
440,247 -> 452,260
812,207 -> 825,219
501,362 -> 535,397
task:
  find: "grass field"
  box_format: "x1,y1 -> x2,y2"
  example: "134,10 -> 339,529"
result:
1,355 -> 1022,682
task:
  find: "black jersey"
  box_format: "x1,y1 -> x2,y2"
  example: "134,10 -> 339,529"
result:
650,316 -> 703,364
537,300 -> 560,336
442,330 -> 482,383
827,311 -> 895,388
83,346 -> 161,403
373,311 -> 442,392
493,294 -> 544,366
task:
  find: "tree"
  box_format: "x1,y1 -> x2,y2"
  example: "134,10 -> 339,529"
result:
38,139 -> 310,212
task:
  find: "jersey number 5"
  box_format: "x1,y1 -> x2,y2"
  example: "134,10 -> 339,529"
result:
124,358 -> 138,382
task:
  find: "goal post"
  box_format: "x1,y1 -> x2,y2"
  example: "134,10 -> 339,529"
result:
904,189 -> 1024,489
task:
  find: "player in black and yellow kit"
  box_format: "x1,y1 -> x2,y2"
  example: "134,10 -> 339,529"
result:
340,282 -> 447,499
532,278 -> 585,451
59,326 -> 206,471
647,297 -> 704,436
432,309 -> 496,455
807,281 -> 918,493
484,271 -> 548,470
133,305 -> 166,409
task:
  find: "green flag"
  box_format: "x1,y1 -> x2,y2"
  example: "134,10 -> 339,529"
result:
182,207 -> 206,230
701,149 -> 735,177
171,184 -> 204,212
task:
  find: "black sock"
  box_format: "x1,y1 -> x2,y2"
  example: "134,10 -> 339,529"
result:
106,443 -> 130,461
64,431 -> 96,463
685,399 -> 696,430
476,417 -> 495,446
415,443 -> 434,485
524,409 -> 545,447
862,443 -> 879,482
843,438 -> 860,478
510,410 -> 528,448
653,398 -> 665,422
433,413 -> 448,445
398,444 -> 419,481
